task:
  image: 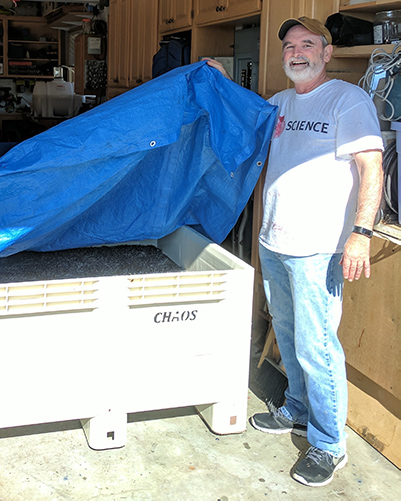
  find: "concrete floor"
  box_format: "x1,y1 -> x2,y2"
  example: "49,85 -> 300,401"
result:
0,349 -> 400,501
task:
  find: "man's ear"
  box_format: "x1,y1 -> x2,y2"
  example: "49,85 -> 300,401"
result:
324,44 -> 333,63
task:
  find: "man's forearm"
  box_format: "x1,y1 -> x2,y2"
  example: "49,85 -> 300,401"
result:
353,150 -> 383,229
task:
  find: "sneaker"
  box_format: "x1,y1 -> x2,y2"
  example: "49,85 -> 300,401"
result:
292,446 -> 348,487
250,408 -> 307,437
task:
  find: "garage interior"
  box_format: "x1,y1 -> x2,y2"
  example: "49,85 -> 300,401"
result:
0,0 -> 400,498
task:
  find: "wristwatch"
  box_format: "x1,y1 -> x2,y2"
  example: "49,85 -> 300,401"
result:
352,225 -> 373,239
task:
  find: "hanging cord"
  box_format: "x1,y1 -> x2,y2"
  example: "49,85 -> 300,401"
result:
359,43 -> 401,121
382,140 -> 398,215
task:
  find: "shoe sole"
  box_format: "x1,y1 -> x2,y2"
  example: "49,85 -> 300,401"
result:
292,453 -> 348,487
250,416 -> 307,438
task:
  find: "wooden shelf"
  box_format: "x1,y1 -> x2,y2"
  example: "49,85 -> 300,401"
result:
10,59 -> 58,62
333,43 -> 401,57
340,1 -> 401,13
9,40 -> 59,44
47,12 -> 94,31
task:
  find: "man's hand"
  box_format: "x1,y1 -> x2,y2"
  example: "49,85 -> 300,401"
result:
340,150 -> 382,282
202,58 -> 232,80
340,232 -> 371,282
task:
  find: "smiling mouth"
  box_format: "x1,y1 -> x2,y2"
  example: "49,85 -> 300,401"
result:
290,60 -> 309,68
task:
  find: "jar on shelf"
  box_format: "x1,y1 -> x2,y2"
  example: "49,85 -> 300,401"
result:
374,10 -> 401,44
82,18 -> 92,34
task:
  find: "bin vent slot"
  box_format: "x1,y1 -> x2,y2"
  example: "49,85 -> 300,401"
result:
0,280 -> 100,316
127,272 -> 229,305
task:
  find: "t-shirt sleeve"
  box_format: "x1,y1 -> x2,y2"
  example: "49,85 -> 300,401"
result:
336,92 -> 383,158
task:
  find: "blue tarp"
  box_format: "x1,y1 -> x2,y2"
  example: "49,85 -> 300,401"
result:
0,61 -> 277,257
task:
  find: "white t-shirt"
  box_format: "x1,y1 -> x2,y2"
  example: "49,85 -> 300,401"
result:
259,79 -> 383,256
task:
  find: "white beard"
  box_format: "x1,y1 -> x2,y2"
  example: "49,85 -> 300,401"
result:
283,56 -> 325,84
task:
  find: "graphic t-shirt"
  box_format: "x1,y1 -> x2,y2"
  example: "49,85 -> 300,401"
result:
259,79 -> 383,256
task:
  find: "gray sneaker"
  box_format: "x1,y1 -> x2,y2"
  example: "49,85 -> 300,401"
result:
250,408 -> 307,437
292,446 -> 348,487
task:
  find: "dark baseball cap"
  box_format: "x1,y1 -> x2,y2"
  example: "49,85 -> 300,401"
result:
278,16 -> 332,44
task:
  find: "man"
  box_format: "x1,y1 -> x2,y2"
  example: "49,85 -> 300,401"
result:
207,17 -> 383,487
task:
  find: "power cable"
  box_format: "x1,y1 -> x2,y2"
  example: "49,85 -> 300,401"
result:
382,140 -> 398,215
359,43 -> 401,121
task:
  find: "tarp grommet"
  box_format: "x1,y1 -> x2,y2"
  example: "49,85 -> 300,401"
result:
230,172 -> 234,178
257,161 -> 263,166
150,140 -> 156,147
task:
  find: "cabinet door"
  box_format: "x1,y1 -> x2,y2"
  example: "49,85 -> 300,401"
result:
172,0 -> 193,31
119,0 -> 132,87
223,0 -> 261,20
139,0 -> 159,84
107,0 -> 131,88
130,0 -> 159,87
159,0 -> 174,33
194,0 -> 224,25
107,0 -> 120,86
160,0 -> 193,33
0,18 -> 3,76
129,0 -> 143,85
194,0 -> 261,25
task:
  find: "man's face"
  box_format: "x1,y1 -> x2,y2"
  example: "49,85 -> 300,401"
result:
281,25 -> 330,84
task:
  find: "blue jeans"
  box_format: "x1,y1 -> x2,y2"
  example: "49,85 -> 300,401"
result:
259,244 -> 348,457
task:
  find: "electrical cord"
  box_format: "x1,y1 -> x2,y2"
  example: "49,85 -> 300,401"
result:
382,139 -> 398,215
359,43 -> 401,121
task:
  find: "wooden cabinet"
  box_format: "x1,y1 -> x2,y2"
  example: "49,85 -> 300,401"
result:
194,0 -> 262,26
0,16 -> 60,79
159,0 -> 193,33
107,0 -> 158,97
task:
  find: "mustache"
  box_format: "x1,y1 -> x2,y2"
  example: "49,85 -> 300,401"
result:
288,56 -> 310,64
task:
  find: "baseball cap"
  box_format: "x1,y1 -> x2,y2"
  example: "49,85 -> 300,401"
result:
278,16 -> 332,44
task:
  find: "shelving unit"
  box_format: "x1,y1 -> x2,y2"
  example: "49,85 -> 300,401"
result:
334,0 -> 401,58
0,16 -> 60,79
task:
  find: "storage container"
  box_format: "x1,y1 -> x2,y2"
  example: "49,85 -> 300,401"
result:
0,227 -> 254,450
32,79 -> 82,118
373,10 -> 401,44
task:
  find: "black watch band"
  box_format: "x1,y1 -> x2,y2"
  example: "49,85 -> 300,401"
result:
352,225 -> 373,239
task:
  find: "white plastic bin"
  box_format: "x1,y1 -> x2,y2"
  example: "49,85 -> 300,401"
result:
0,227 -> 254,450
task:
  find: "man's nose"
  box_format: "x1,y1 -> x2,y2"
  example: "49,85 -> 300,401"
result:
292,44 -> 304,57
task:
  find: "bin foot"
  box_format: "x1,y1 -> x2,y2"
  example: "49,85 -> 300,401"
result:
81,410 -> 127,450
196,400 -> 247,435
